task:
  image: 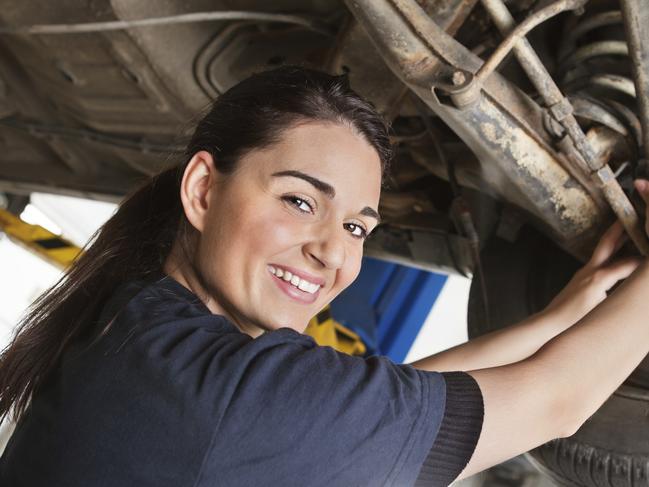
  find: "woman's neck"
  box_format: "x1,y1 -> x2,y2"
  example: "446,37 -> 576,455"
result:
162,246 -> 265,338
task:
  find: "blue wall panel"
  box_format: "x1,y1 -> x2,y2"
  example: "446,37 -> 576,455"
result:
329,257 -> 448,363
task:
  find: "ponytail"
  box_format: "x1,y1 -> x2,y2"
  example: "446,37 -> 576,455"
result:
0,165 -> 186,422
0,64 -> 392,424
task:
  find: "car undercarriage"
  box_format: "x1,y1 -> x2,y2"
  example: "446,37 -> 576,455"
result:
1,1 -> 648,485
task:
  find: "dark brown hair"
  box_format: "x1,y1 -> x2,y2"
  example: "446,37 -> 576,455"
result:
0,65 -> 392,423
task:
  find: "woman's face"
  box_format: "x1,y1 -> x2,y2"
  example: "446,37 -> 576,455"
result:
174,121 -> 383,337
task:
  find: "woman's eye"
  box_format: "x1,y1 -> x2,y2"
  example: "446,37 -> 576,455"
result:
344,223 -> 368,239
283,195 -> 313,214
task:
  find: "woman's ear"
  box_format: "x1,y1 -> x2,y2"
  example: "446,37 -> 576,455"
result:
179,150 -> 216,233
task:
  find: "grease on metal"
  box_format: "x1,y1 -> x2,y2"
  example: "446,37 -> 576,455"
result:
478,107 -> 596,231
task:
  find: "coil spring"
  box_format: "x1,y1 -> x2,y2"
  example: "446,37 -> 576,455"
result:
557,5 -> 641,175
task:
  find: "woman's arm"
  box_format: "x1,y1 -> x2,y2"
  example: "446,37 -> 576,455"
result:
409,311 -> 572,372
455,180 -> 649,479
459,258 -> 649,478
411,222 -> 639,372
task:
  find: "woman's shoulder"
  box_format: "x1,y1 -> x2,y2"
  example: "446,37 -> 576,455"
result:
74,272 -> 240,365
103,272 -> 237,335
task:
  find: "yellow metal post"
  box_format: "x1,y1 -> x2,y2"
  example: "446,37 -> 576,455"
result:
305,305 -> 366,356
0,208 -> 81,269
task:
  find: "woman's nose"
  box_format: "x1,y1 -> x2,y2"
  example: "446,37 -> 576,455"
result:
303,225 -> 346,270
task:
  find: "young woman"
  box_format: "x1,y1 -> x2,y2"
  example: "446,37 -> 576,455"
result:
1,65 -> 648,486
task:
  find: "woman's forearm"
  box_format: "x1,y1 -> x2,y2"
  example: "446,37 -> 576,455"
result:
409,310 -> 570,372
411,222 -> 640,374
454,259 -> 649,480
529,259 -> 649,427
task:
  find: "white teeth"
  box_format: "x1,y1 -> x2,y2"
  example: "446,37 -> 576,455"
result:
269,265 -> 321,294
296,278 -> 319,294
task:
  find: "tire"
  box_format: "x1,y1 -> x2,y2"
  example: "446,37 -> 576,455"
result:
468,226 -> 579,336
526,387 -> 649,487
468,227 -> 649,487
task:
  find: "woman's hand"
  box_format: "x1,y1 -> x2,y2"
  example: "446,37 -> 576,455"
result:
413,182 -> 649,374
460,180 -> 649,482
542,178 -> 649,326
543,220 -> 640,326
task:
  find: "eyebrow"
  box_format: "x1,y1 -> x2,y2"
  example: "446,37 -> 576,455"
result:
271,169 -> 381,223
272,170 -> 335,198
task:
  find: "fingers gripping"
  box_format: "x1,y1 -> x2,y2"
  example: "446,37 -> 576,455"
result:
590,179 -> 649,268
589,221 -> 625,268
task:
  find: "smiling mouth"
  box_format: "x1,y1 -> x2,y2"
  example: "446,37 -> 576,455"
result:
268,265 -> 321,293
267,265 -> 322,304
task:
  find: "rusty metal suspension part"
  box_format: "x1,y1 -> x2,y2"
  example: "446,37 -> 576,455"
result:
557,9 -> 641,147
347,0 -> 608,259
621,0 -> 649,173
478,0 -> 649,255
476,0 -> 588,83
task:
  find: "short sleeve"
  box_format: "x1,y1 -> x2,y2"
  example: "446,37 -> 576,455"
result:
196,327 -> 484,487
414,372 -> 484,486
0,275 -> 483,487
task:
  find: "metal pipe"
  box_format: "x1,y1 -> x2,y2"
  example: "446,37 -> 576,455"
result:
481,0 -> 649,255
476,0 -> 587,83
346,0 -> 607,259
620,0 -> 649,162
0,11 -> 333,36
388,0 -> 482,73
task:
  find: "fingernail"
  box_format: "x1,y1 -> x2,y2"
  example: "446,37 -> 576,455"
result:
634,179 -> 647,192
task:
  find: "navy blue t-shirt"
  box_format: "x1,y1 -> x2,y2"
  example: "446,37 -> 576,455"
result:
0,273 -> 483,486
